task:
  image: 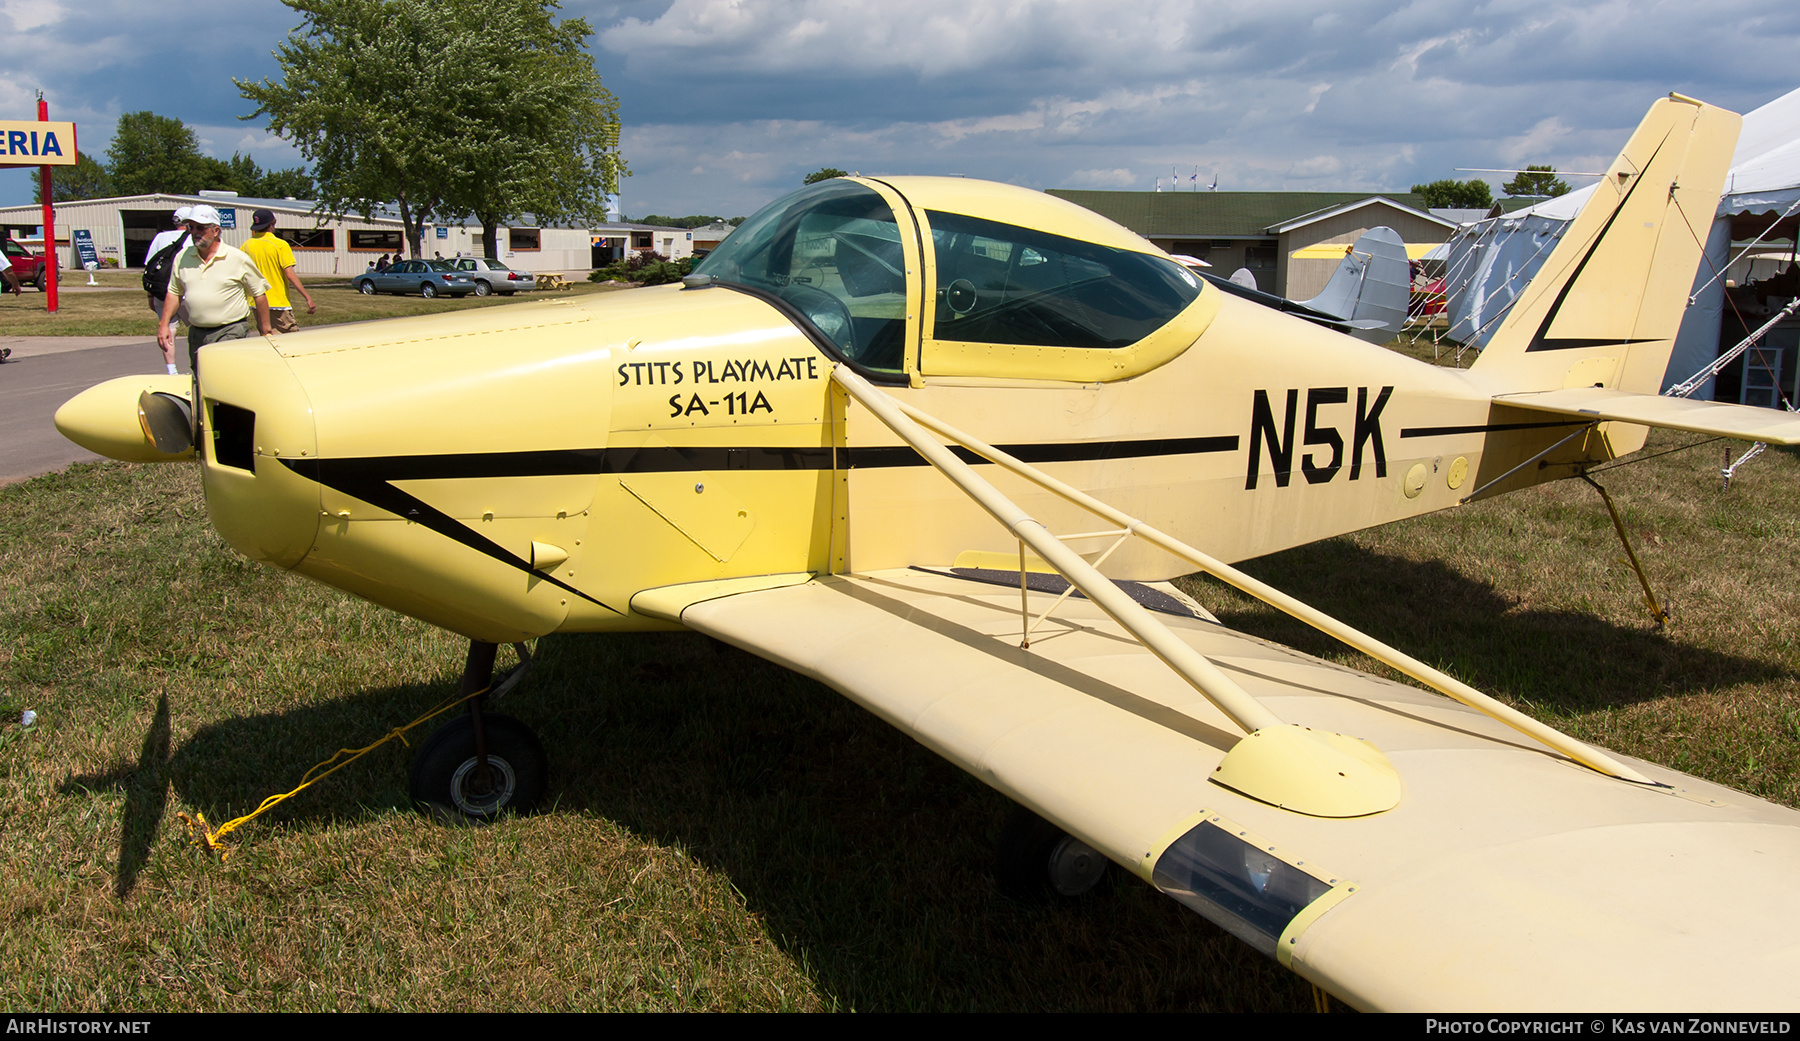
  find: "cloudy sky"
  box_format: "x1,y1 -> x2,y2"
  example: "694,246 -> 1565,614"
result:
2,0 -> 1796,220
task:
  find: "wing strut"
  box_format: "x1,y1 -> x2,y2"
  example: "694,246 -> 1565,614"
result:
834,365 -> 1404,818
833,365 -> 1654,788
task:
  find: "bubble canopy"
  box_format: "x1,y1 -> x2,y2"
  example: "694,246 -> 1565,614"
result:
694,178 -> 1202,378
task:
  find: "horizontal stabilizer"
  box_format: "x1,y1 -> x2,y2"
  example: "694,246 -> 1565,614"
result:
1494,387 -> 1800,444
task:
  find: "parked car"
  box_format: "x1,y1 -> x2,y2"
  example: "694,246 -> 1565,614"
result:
3,238 -> 46,291
451,257 -> 536,296
353,259 -> 475,298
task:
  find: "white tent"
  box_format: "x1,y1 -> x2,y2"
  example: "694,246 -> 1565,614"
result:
1440,87 -> 1800,397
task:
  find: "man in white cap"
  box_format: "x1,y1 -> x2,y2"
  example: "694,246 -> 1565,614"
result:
143,205 -> 194,319
155,204 -> 271,375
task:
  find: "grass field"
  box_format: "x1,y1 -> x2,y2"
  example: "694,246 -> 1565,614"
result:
0,270 -> 617,337
3,345 -> 1799,1009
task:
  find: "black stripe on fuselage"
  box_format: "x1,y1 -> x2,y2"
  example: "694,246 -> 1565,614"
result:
842,435 -> 1240,469
1399,420 -> 1589,438
285,455 -> 627,614
280,434 -> 1240,610
283,435 -> 1241,484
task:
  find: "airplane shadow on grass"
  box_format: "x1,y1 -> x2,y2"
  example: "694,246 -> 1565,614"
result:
1193,541 -> 1791,714
59,693 -> 173,900
70,541 -> 1789,1009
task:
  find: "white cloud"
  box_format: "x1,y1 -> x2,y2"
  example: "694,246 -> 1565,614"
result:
1286,155 -> 1345,179
1500,117 -> 1575,166
0,0 -> 66,33
1066,168 -> 1139,188
2,0 -> 1795,217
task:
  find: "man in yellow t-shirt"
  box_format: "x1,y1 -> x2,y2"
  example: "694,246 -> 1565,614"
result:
242,209 -> 317,333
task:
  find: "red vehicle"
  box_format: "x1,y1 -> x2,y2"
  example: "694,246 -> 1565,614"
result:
2,238 -> 47,291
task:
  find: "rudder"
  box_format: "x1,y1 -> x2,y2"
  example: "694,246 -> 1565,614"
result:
1470,96 -> 1740,396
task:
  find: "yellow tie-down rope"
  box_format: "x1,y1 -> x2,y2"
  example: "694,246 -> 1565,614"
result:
178,684 -> 491,860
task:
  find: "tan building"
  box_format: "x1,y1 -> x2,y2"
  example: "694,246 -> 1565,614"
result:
587,222 -> 697,267
1047,190 -> 1459,298
0,191 -> 601,275
691,221 -> 736,255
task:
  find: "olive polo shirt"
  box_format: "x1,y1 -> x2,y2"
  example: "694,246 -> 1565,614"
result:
170,242 -> 269,328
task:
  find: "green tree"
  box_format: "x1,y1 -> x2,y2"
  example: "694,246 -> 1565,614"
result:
257,165 -> 317,200
449,5 -> 626,260
224,152 -> 317,199
33,153 -> 114,203
240,0 -> 625,260
1502,165 -> 1571,198
106,112 -> 211,195
1410,178 -> 1493,210
632,214 -> 732,229
804,167 -> 848,185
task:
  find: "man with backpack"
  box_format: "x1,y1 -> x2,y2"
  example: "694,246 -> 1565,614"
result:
143,206 -> 193,333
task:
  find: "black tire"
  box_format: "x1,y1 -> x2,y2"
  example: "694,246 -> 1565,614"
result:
420,282 -> 439,299
33,269 -> 45,292
996,804 -> 1111,902
409,713 -> 547,823
357,280 -> 376,295
500,291 -> 516,297
473,280 -> 491,297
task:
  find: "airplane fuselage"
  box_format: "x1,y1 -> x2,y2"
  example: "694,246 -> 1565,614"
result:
189,281 -> 1615,645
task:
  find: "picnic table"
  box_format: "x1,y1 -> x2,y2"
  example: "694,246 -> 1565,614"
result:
535,273 -> 573,292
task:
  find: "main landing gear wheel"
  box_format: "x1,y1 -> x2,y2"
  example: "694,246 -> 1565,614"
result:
409,713 -> 547,823
996,804 -> 1112,902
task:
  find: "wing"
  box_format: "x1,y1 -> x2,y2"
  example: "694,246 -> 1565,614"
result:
634,567 -> 1800,1011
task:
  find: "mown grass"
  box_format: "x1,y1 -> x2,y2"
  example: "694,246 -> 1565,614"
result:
4,423 -> 1798,1010
1183,432 -> 1800,808
0,463 -> 1310,1011
0,271 -> 619,337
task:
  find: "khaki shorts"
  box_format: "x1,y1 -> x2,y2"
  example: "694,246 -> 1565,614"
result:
271,309 -> 299,334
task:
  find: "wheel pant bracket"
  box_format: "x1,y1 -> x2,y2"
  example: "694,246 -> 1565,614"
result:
462,641 -> 499,789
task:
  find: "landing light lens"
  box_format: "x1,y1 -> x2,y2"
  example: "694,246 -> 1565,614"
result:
1152,820 -> 1333,957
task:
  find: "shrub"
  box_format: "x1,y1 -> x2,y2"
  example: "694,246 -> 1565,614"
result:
588,252 -> 693,286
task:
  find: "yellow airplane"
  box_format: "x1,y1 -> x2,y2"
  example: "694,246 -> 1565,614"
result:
55,94 -> 1800,1011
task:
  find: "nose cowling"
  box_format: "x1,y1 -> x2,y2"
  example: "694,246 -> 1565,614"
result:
194,337 -> 322,570
53,373 -> 198,463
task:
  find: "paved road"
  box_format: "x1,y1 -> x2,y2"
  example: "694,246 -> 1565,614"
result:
0,336 -> 185,486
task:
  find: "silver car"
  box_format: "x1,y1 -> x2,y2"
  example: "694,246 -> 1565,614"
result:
451,258 -> 536,296
354,259 -> 475,298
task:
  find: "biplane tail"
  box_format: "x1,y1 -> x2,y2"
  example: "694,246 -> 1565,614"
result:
1471,95 -> 1739,397
1295,226 -> 1411,344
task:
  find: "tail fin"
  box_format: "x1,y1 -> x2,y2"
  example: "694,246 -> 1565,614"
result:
1296,226 -> 1410,343
1470,96 -> 1740,395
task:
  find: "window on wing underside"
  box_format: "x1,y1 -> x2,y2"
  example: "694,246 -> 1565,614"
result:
693,180 -> 908,374
927,210 -> 1200,350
